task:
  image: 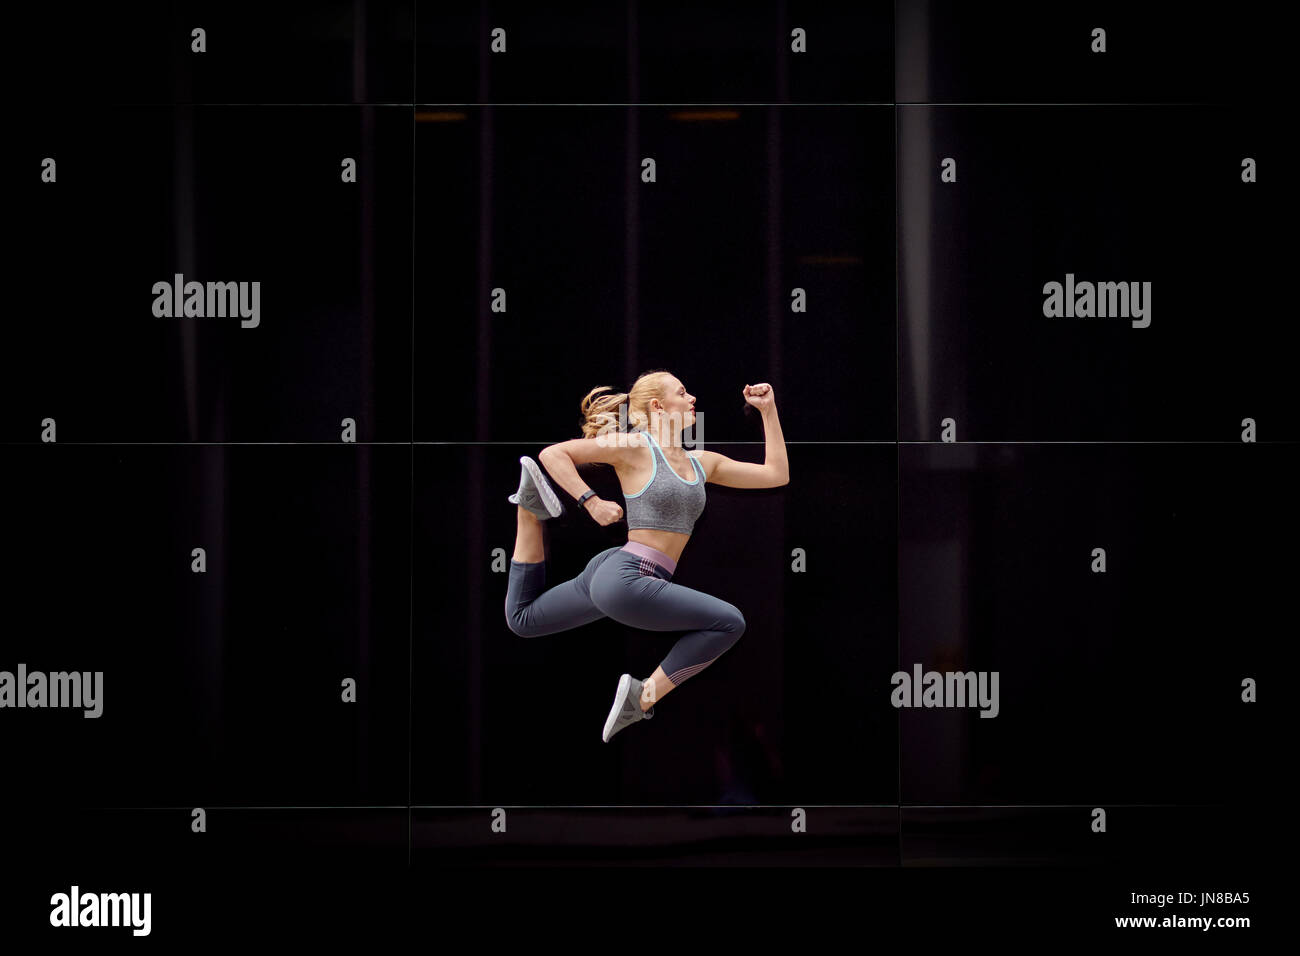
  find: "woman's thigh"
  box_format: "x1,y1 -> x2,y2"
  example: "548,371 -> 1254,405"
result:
589,555 -> 743,633
507,546 -> 621,636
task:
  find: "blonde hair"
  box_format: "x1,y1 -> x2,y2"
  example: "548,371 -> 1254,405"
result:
578,369 -> 674,439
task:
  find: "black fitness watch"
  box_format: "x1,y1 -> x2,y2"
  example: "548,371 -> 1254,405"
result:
576,490 -> 596,509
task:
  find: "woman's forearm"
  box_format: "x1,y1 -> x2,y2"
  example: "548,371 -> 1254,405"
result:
761,407 -> 789,484
537,447 -> 595,502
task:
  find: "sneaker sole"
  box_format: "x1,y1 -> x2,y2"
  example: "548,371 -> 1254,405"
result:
601,673 -> 632,743
521,456 -> 563,518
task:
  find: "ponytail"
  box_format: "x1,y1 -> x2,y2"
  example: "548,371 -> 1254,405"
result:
577,371 -> 672,439
579,386 -> 628,439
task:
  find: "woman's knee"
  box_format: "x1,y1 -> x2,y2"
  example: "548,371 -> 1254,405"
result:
505,603 -> 539,638
722,602 -> 746,641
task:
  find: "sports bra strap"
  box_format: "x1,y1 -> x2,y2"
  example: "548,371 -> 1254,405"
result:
642,430 -> 699,479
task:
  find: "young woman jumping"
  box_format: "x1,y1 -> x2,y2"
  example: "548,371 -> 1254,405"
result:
503,369 -> 789,742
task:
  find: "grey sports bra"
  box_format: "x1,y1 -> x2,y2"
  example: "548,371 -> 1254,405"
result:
622,428 -> 707,535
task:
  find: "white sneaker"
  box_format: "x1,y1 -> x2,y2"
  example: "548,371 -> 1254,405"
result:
601,674 -> 654,743
507,456 -> 563,520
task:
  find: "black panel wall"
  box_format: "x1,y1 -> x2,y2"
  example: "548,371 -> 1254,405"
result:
0,0 -> 1283,941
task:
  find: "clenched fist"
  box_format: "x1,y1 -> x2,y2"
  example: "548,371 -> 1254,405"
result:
743,382 -> 775,412
584,498 -> 624,526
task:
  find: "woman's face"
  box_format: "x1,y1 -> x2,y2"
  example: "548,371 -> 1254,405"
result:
657,377 -> 696,431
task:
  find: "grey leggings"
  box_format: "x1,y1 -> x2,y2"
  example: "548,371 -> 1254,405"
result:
504,543 -> 746,687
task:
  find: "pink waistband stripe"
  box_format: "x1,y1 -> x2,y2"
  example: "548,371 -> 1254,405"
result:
621,540 -> 677,575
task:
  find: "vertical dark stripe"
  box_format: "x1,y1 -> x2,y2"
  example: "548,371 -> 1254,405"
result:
407,0 -> 417,863
172,20 -> 225,765
622,34 -> 644,796
467,0 -> 496,802
354,0 -> 373,799
894,0 -> 931,859
175,120 -> 197,435
897,0 -> 932,438
625,0 -> 640,385
352,0 -> 367,104
767,0 -> 788,814
768,1 -> 786,402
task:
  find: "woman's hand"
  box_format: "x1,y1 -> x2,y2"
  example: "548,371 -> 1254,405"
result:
584,497 -> 624,526
743,382 -> 775,412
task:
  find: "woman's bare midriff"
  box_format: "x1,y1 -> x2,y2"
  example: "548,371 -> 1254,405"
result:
627,528 -> 690,565
617,441 -> 694,565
